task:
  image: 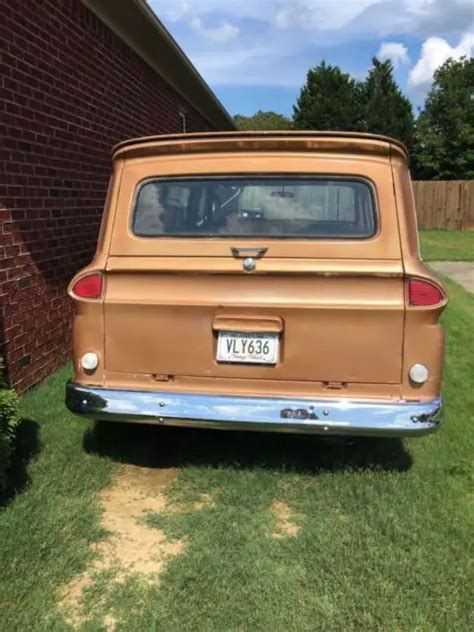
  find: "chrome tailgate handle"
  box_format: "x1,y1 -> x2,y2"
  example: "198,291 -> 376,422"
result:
231,247 -> 268,259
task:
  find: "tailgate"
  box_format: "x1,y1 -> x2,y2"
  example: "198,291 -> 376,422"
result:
104,259 -> 404,385
103,150 -> 404,388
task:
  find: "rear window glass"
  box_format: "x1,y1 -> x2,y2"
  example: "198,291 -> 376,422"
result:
132,177 -> 377,239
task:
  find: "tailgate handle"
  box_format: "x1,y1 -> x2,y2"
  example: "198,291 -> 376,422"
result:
231,247 -> 268,259
213,315 -> 283,334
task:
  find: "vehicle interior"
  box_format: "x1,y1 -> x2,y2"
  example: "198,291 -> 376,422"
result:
132,176 -> 376,239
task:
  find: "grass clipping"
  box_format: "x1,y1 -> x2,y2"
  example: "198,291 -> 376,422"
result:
59,465 -> 211,630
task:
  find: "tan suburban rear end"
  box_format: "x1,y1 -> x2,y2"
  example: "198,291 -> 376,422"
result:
66,132 -> 446,437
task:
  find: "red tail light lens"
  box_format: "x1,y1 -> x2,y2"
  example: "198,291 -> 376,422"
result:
408,278 -> 445,306
72,273 -> 103,299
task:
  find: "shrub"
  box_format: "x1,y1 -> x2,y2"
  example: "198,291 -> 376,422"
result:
0,366 -> 19,490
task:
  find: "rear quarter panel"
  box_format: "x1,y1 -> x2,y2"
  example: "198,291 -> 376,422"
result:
68,159 -> 124,387
391,153 -> 447,401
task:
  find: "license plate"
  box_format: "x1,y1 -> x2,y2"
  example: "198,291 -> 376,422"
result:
217,332 -> 279,365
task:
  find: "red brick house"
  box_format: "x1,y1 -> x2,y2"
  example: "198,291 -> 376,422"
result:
0,0 -> 234,391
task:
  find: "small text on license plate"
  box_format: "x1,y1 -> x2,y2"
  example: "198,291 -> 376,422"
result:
216,332 -> 279,365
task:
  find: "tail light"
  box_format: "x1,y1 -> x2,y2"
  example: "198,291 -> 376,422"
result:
71,273 -> 104,299
407,277 -> 445,307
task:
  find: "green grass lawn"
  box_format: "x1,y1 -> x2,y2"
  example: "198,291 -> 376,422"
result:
420,229 -> 474,261
1,278 -> 473,631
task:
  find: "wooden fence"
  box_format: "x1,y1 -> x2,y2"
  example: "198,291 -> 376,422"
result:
413,180 -> 474,230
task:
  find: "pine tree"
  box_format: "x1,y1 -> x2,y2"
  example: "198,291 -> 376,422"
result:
363,57 -> 415,150
293,61 -> 364,131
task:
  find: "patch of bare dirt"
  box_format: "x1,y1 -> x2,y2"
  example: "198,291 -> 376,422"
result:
271,500 -> 301,539
91,466 -> 183,580
58,465 -> 211,629
104,614 -> 118,632
193,492 -> 215,510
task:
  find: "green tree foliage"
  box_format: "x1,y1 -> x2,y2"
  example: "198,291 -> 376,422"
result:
293,58 -> 414,147
414,56 -> 474,180
242,55 -> 472,180
363,57 -> 415,149
233,111 -> 292,130
292,61 -> 364,131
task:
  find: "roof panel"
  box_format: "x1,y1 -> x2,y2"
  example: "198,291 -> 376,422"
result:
112,131 -> 409,163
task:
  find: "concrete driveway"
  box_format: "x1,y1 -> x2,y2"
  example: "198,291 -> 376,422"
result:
430,262 -> 474,293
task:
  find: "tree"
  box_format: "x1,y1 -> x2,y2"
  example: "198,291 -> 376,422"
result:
414,56 -> 474,180
233,111 -> 292,130
363,57 -> 415,149
292,61 -> 364,131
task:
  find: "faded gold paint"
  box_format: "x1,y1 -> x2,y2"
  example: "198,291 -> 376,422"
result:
69,132 -> 446,408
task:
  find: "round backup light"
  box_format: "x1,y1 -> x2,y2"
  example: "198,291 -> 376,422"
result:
409,363 -> 429,384
81,352 -> 99,371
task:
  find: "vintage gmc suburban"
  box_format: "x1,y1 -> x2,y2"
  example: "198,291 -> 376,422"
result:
66,131 -> 447,437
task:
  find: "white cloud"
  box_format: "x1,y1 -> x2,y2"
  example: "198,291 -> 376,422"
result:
164,1 -> 191,22
272,0 -> 378,31
189,46 -> 306,86
190,16 -> 239,43
377,42 -> 410,66
148,1 -> 474,90
191,47 -> 268,74
270,0 -> 474,36
152,1 -> 285,24
408,31 -> 474,87
151,1 -> 474,39
349,0 -> 474,39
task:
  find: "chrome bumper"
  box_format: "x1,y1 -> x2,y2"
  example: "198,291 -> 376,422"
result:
66,382 -> 442,437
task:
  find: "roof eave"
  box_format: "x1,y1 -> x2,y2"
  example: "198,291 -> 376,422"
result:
80,0 -> 235,131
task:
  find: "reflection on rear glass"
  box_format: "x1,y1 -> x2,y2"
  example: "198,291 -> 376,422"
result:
132,177 -> 376,239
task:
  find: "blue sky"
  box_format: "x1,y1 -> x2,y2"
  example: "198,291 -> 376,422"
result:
150,1 -> 474,117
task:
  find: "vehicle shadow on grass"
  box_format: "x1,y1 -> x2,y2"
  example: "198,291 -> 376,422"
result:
83,422 -> 412,474
0,418 -> 41,507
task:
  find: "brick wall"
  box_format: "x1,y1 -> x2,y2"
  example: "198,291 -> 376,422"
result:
0,0 -> 214,392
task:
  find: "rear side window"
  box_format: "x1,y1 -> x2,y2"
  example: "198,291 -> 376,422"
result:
132,177 -> 377,239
